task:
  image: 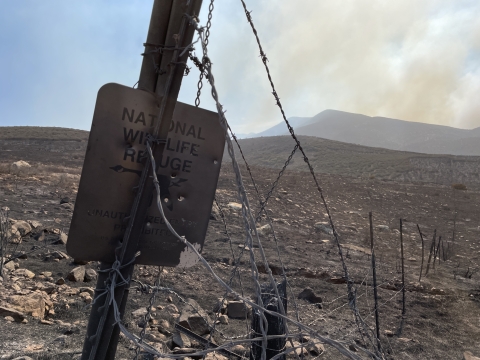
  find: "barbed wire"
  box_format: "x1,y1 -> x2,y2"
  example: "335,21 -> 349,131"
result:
236,0 -> 381,356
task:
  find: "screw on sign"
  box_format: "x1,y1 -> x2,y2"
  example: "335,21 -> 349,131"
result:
67,83 -> 225,267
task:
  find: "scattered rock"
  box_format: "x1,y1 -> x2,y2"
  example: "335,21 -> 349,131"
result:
8,293 -> 45,319
314,222 -> 333,235
375,225 -> 389,232
132,308 -> 148,317
257,224 -> 272,236
2,258 -> 15,271
464,351 -> 480,360
11,220 -> 32,238
43,250 -> 69,262
0,306 -> 26,322
67,266 -> 85,282
204,352 -> 228,360
298,288 -> 323,304
84,268 -> 97,282
172,331 -> 191,348
13,268 -> 35,279
56,277 -> 65,285
308,341 -> 325,356
227,202 -> 242,210
4,316 -> 15,322
53,232 -> 68,245
227,301 -> 251,319
218,314 -> 229,325
10,160 -> 31,174
178,298 -> 212,335
384,330 -> 394,337
231,344 -> 246,355
213,298 -> 228,314
27,220 -> 43,229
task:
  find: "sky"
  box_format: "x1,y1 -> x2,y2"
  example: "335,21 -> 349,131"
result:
0,1 -> 479,135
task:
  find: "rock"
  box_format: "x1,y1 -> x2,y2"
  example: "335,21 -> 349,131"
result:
79,287 -> 95,296
132,308 -> 148,317
79,292 -> 92,304
375,225 -> 389,232
308,341 -> 325,356
178,298 -> 212,335
56,277 -> 65,285
172,331 -> 191,348
257,224 -> 272,236
14,268 -> 35,279
8,293 -> 45,318
227,202 -> 242,210
349,344 -> 357,352
408,257 -> 416,261
218,314 -> 229,325
289,341 -> 308,356
53,232 -> 68,245
27,220 -> 43,229
464,351 -> 480,360
11,220 -> 32,237
2,258 -> 15,271
67,266 -> 85,282
227,301 -> 251,319
210,204 -> 220,220
12,357 -> 34,360
212,298 -> 228,314
10,160 -> 31,174
44,250 -> 69,262
4,316 -> 15,322
60,197 -> 70,204
60,202 -> 74,210
33,229 -> 47,241
231,344 -> 246,355
204,353 -> 228,360
164,304 -> 179,314
314,222 -> 333,235
0,306 -> 26,322
298,288 -> 323,304
384,330 -> 394,337
84,268 -> 97,282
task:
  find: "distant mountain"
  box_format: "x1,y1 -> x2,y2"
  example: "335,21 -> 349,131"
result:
249,110 -> 480,156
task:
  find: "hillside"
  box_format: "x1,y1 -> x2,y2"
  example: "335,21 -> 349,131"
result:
230,135 -> 480,187
252,110 -> 480,156
0,126 -> 89,141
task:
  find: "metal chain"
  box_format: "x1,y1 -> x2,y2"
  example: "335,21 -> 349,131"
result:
134,266 -> 163,359
193,0 -> 214,106
238,0 -> 379,355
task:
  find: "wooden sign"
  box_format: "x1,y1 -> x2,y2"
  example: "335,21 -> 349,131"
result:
67,83 -> 225,267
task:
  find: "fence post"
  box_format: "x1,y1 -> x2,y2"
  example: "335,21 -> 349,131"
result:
369,212 -> 381,352
251,280 -> 287,360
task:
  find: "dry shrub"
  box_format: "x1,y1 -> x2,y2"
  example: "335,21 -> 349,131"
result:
451,183 -> 467,191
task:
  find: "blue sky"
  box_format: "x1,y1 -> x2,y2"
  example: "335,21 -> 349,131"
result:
1,1 -> 479,134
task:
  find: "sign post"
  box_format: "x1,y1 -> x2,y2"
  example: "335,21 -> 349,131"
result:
75,1 -> 209,359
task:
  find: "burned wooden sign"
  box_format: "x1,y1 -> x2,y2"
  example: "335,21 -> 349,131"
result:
67,83 -> 225,267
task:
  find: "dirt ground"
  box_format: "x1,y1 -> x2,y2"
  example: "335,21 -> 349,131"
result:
0,134 -> 479,360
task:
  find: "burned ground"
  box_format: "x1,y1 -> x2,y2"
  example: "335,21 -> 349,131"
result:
0,129 -> 479,359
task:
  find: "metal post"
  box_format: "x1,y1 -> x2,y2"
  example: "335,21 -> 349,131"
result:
250,281 -> 287,360
369,212 -> 380,352
81,1 -> 202,359
400,219 -> 405,318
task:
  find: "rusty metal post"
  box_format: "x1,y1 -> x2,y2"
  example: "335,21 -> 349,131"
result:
81,1 -> 202,359
369,212 -> 381,352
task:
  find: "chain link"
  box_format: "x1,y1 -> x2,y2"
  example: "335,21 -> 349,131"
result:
193,0 -> 214,107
